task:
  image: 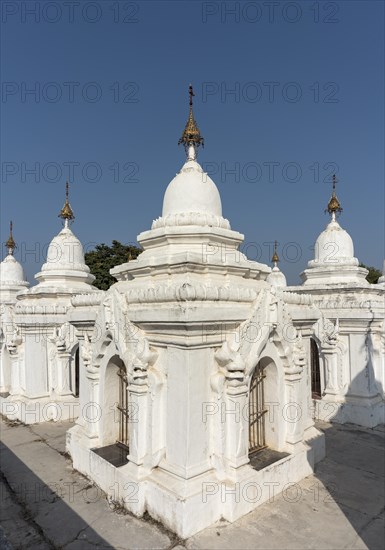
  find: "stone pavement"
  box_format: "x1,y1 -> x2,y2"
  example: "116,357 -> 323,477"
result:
1,418 -> 384,549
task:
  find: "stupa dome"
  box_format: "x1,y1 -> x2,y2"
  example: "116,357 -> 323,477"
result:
0,221 -> 29,290
0,254 -> 28,286
32,183 -> 95,290
266,242 -> 287,288
309,219 -> 358,267
162,159 -> 222,218
301,176 -> 368,285
41,226 -> 90,274
267,265 -> 287,288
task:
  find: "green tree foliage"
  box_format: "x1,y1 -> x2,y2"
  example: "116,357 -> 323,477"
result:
359,263 -> 382,284
85,240 -> 142,290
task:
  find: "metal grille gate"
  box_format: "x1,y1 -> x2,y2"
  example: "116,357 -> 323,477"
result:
248,361 -> 267,455
117,365 -> 129,447
310,338 -> 321,399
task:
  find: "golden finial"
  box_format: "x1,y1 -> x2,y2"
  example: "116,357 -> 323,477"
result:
5,220 -> 16,254
178,84 -> 204,152
326,175 -> 342,216
59,181 -> 75,223
272,240 -> 279,264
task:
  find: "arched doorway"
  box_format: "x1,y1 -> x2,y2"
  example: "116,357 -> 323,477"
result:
248,355 -> 287,469
69,346 -> 80,397
310,338 -> 321,399
0,343 -> 12,395
248,361 -> 267,455
100,355 -> 129,447
95,354 -> 130,466
117,360 -> 129,447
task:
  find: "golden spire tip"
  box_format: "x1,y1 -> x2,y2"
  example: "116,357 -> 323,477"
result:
59,181 -> 75,222
326,174 -> 342,216
178,84 -> 204,151
5,220 -> 16,253
272,240 -> 279,264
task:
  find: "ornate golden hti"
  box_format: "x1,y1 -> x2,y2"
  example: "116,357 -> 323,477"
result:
178,84 -> 204,150
327,174 -> 342,215
59,181 -> 75,221
272,240 -> 279,264
6,220 -> 16,253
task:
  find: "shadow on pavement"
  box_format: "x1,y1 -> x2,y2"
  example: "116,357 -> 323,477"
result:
0,438 -> 114,549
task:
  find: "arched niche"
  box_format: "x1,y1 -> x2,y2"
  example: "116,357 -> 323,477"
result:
247,342 -> 286,453
0,343 -> 12,394
99,348 -> 128,448
310,338 -> 322,399
68,344 -> 80,397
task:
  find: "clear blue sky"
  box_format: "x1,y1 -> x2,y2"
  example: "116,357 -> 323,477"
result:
1,0 -> 384,284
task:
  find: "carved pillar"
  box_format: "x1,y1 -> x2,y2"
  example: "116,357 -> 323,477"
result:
209,371 -> 226,478
7,329 -> 24,397
127,383 -> 148,466
321,347 -> 339,396
284,335 -> 306,447
126,339 -> 157,467
316,317 -> 341,397
80,334 -> 100,440
216,340 -> 249,474
145,367 -> 165,469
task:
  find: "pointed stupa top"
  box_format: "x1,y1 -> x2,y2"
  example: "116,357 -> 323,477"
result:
1,220 -> 29,289
271,240 -> 279,265
5,221 -> 16,255
178,84 -> 204,156
267,240 -> 287,288
326,175 -> 342,220
59,181 -> 75,225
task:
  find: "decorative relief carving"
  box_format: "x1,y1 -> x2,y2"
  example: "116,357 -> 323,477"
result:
314,297 -> 384,310
50,322 -> 78,355
276,289 -> 314,306
128,339 -> 158,388
312,316 -> 347,392
71,292 -> 104,307
313,317 -> 339,348
214,289 -> 308,391
85,289 -> 158,389
1,306 -> 22,354
151,212 -> 231,230
14,303 -> 68,315
6,326 -> 22,355
82,332 -> 95,375
215,338 -> 246,392
125,282 -> 257,305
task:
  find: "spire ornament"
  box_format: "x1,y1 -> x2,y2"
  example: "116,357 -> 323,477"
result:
59,182 -> 75,227
5,221 -> 16,255
178,84 -> 204,159
326,175 -> 342,221
272,240 -> 279,266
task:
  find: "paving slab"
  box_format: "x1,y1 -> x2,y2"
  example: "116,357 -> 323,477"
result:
1,417 -> 384,550
30,421 -> 74,455
1,419 -> 171,549
351,511 -> 385,550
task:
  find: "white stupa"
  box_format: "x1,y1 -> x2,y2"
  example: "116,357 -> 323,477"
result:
29,183 -> 95,294
266,240 -> 287,288
301,176 -> 368,285
0,222 -> 29,303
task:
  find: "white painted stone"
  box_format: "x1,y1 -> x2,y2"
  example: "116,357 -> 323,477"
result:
0,216 -> 97,423
1,107 -> 383,538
